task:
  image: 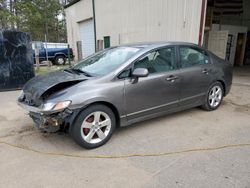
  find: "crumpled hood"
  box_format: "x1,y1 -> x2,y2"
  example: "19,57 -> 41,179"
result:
22,70 -> 88,106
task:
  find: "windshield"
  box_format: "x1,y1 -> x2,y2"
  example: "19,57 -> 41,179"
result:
72,47 -> 140,76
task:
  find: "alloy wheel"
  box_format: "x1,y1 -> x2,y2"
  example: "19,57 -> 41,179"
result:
208,85 -> 222,108
80,111 -> 112,144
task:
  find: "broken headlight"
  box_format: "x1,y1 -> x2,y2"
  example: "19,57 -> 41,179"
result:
42,101 -> 71,111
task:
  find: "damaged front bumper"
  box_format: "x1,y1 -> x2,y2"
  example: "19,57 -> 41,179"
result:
18,101 -> 74,132
29,109 -> 73,132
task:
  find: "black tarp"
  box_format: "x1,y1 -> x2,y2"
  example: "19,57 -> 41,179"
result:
0,30 -> 35,91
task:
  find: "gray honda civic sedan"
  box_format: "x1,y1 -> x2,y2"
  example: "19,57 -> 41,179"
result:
18,42 -> 232,149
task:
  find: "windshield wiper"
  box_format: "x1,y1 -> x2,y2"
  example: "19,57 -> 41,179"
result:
65,68 -> 92,77
64,68 -> 75,74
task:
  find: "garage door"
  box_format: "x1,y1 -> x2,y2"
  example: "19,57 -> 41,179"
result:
79,19 -> 95,58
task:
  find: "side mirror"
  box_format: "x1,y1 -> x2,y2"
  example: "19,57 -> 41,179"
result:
132,68 -> 149,78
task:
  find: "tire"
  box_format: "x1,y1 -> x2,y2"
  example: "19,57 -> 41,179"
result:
202,81 -> 224,111
54,55 -> 66,65
70,104 -> 116,149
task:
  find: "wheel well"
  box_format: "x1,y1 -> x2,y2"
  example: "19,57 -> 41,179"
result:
217,80 -> 226,96
86,101 -> 121,128
55,54 -> 66,59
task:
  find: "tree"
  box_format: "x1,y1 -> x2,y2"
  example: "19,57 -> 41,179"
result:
0,0 -> 68,42
0,0 -> 13,29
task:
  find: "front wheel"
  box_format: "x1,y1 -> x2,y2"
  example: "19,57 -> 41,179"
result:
71,104 -> 116,149
202,82 -> 224,111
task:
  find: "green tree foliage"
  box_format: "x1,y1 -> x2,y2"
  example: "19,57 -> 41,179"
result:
0,0 -> 69,42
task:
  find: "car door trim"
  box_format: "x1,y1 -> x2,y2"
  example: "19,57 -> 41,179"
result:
179,93 -> 205,102
125,92 -> 204,118
125,100 -> 179,117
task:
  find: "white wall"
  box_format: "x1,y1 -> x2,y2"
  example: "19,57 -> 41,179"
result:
65,0 -> 203,60
95,0 -> 203,46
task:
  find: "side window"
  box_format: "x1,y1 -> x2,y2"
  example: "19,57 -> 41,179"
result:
134,47 -> 176,74
179,47 -> 209,68
118,69 -> 131,79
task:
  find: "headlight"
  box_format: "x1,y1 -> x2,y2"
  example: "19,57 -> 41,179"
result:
43,102 -> 56,111
42,101 -> 71,111
53,101 -> 71,111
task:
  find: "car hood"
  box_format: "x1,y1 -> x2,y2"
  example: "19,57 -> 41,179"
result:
22,70 -> 88,106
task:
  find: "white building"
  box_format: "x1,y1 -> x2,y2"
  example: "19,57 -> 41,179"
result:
65,0 -> 250,67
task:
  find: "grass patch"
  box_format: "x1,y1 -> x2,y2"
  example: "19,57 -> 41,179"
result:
35,65 -> 71,75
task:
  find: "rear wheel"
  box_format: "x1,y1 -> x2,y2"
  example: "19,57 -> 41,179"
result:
54,55 -> 66,65
202,82 -> 224,111
71,104 -> 116,149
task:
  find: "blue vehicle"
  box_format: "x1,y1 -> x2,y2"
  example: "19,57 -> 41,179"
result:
32,41 -> 74,65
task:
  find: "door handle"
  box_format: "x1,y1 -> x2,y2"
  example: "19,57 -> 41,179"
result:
166,75 -> 178,82
202,69 -> 209,74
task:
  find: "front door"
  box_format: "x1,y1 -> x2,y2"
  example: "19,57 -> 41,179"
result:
178,46 -> 213,106
124,46 -> 180,121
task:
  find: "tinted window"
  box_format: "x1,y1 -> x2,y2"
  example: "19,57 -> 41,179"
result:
179,47 -> 209,68
118,69 -> 131,79
134,47 -> 176,74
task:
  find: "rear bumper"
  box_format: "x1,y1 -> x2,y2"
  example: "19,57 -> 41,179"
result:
68,54 -> 75,59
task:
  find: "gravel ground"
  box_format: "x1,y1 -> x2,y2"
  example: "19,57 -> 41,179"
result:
0,67 -> 250,188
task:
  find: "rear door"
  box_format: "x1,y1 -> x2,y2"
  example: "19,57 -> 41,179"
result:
124,46 -> 181,121
177,46 -> 213,107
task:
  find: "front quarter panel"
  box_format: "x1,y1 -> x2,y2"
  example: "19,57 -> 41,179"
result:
47,79 -> 126,117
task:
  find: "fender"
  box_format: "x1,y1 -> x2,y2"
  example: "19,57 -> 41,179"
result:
54,52 -> 67,57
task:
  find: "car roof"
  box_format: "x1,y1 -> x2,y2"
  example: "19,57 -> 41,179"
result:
118,41 -> 200,49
